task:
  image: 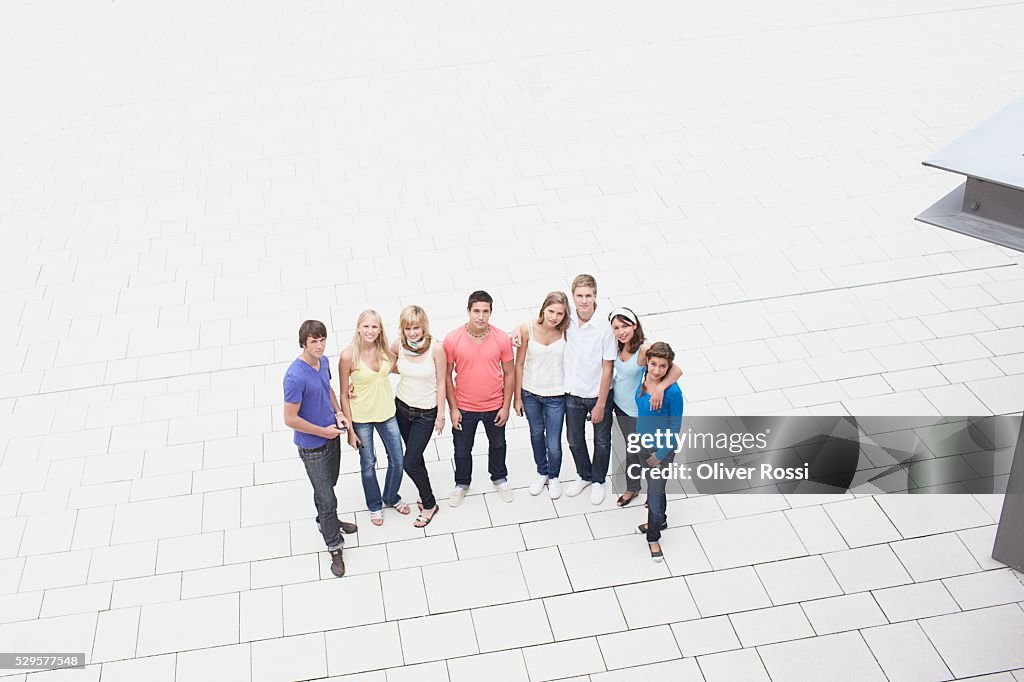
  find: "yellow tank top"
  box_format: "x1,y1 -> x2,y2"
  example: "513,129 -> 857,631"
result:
350,355 -> 396,423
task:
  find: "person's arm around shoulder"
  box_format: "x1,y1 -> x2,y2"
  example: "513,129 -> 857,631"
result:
432,343 -> 447,434
495,333 -> 515,427
338,350 -> 360,449
512,322 -> 531,417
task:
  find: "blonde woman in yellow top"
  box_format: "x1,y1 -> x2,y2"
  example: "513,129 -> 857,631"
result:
339,310 -> 409,526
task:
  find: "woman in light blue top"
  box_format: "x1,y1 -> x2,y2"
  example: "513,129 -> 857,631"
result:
608,307 -> 682,507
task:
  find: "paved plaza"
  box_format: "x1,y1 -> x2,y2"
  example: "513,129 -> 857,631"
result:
2,0 -> 1024,680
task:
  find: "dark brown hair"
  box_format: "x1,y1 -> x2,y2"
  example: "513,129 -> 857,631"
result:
298,320 -> 328,348
610,309 -> 645,355
467,290 -> 493,311
646,341 -> 675,364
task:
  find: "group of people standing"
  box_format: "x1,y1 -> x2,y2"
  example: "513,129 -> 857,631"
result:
282,274 -> 684,577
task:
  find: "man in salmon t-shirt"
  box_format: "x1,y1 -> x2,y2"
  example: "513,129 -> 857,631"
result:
444,290 -> 516,507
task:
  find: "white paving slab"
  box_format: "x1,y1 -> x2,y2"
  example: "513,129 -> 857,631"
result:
861,621 -> 953,682
758,631 -> 887,682
920,605 -> 1024,679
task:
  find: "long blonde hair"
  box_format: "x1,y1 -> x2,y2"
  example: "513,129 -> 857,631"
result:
398,305 -> 432,354
348,309 -> 391,370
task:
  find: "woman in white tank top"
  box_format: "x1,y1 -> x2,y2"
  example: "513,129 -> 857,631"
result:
514,292 -> 570,499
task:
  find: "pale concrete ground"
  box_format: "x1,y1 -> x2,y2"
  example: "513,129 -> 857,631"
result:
1,0 -> 1024,680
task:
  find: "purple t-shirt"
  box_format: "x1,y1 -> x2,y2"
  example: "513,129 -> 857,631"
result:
283,356 -> 335,449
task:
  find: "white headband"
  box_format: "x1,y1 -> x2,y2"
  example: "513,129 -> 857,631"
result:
608,307 -> 639,325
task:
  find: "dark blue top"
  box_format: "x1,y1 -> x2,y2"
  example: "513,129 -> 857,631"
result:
283,356 -> 335,449
635,368 -> 684,461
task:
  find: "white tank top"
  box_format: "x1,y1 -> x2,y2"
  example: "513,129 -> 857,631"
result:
396,353 -> 437,409
522,332 -> 566,397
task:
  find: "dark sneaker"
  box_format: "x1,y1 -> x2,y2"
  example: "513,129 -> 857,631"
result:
329,549 -> 345,577
316,517 -> 359,535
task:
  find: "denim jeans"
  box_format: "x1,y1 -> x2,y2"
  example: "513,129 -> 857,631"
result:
298,436 -> 343,551
353,417 -> 405,512
452,408 -> 508,487
645,451 -> 675,543
521,390 -> 565,479
612,404 -> 642,493
565,394 -> 613,484
395,398 -> 437,510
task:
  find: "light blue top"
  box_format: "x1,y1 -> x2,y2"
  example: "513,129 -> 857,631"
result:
612,349 -> 643,417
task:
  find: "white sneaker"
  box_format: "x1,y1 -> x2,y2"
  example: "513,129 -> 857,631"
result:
590,482 -> 606,505
528,475 -> 548,496
566,479 -> 591,497
495,481 -> 514,503
448,486 -> 467,508
547,478 -> 562,499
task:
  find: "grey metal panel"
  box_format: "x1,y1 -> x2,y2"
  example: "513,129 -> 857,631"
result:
992,414 -> 1024,572
917,96 -> 1024,253
917,180 -> 1024,253
924,96 -> 1024,191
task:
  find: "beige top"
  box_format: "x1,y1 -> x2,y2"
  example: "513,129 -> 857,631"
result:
522,334 -> 566,397
396,354 -> 437,409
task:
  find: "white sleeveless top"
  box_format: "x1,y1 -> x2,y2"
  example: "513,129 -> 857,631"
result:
396,353 -> 437,409
522,332 -> 566,397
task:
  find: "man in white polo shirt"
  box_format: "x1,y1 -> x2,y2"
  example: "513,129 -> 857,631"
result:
563,274 -> 618,505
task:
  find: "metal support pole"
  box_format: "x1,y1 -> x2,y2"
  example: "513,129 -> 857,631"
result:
992,414 -> 1024,572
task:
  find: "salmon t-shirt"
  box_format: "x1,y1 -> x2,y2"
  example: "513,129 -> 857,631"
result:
443,326 -> 514,412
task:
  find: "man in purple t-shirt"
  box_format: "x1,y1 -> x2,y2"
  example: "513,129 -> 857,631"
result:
283,320 -> 358,577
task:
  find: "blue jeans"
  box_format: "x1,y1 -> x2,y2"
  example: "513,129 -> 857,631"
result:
521,390 -> 565,479
645,451 -> 675,543
452,409 -> 508,487
298,436 -> 343,551
353,417 -> 405,512
565,394 -> 613,484
395,398 -> 437,510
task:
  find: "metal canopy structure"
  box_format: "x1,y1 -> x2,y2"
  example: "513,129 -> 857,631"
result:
917,96 -> 1024,253
918,99 -> 1024,573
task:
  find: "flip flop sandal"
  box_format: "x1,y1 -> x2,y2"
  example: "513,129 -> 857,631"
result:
393,501 -> 411,515
370,510 -> 384,526
413,506 -> 440,528
617,492 -> 639,507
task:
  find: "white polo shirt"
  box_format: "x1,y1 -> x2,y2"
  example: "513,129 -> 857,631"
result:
563,308 -> 617,398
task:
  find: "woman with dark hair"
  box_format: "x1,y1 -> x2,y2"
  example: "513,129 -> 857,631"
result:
608,307 -> 682,507
635,342 -> 684,562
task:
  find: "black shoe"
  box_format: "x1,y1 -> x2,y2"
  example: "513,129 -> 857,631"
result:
329,549 -> 345,577
649,543 -> 664,563
316,517 -> 359,535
